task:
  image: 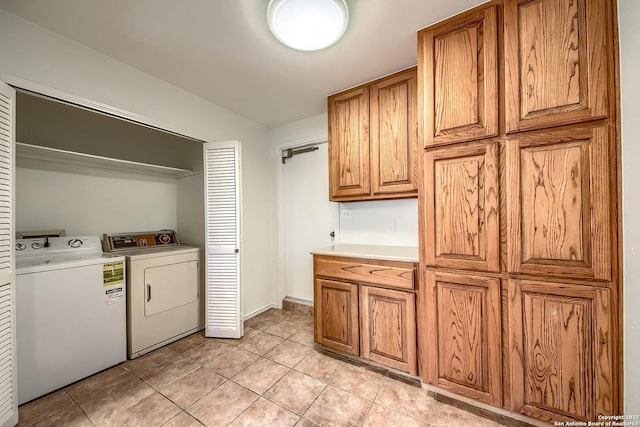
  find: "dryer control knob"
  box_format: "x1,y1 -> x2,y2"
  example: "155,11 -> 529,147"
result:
15,242 -> 26,251
31,242 -> 42,249
68,239 -> 83,248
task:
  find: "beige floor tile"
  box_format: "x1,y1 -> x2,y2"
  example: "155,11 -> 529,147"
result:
123,347 -> 179,378
294,350 -> 346,382
167,331 -> 206,354
158,367 -> 226,409
281,311 -> 313,325
18,391 -> 76,425
140,356 -> 201,390
203,346 -> 260,378
304,386 -> 372,426
161,411 -> 203,427
264,320 -> 300,339
160,411 -> 202,427
182,338 -> 234,365
229,398 -> 299,427
430,400 -> 500,427
98,392 -> 180,426
375,378 -> 434,422
295,419 -> 318,427
264,370 -> 326,416
330,363 -> 385,400
244,313 -> 280,331
65,366 -> 131,402
265,340 -> 313,367
31,404 -> 92,427
75,373 -> 155,424
288,326 -> 316,347
237,331 -> 285,355
362,403 -> 429,427
232,358 -> 290,395
187,381 -> 258,426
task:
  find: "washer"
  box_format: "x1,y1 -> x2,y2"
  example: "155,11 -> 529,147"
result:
103,231 -> 203,359
15,236 -> 126,405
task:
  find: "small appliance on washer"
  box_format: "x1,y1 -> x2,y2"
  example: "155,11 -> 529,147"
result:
102,230 -> 203,359
15,235 -> 126,405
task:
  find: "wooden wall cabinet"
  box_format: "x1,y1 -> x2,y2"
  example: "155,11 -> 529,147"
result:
506,126 -> 611,281
417,0 -> 620,423
507,279 -> 612,423
504,0 -> 609,133
418,6 -> 499,147
314,255 -> 418,375
329,68 -> 418,201
424,271 -> 502,406
423,142 -> 500,272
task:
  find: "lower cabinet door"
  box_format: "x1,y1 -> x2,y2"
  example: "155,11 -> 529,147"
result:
424,270 -> 502,406
314,278 -> 359,355
360,286 -> 417,375
507,279 -> 613,423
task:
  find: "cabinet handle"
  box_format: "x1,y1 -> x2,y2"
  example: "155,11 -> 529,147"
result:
147,284 -> 151,302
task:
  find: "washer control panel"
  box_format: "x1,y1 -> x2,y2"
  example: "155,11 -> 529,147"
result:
103,231 -> 178,252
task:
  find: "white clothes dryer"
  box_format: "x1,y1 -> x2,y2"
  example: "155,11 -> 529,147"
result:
103,231 -> 203,358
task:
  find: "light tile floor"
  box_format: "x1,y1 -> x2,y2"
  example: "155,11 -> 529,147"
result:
18,308 -> 519,426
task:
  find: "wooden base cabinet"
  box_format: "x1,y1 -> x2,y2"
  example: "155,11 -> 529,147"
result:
314,255 -> 418,375
314,278 -> 359,356
507,279 -> 613,423
360,285 -> 417,374
423,270 -> 502,406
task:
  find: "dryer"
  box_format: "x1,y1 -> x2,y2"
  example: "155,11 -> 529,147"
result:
103,231 -> 203,358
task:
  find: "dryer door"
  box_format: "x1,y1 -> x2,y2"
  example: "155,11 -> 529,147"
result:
144,260 -> 199,316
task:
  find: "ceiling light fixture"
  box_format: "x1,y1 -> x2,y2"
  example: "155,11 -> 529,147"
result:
267,0 -> 349,52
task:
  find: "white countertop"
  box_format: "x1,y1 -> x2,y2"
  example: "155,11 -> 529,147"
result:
311,244 -> 419,263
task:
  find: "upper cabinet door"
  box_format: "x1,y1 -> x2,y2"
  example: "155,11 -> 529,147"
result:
506,126 -> 611,281
328,86 -> 370,200
424,142 -> 500,273
370,68 -> 418,196
504,0 -> 608,133
418,5 -> 498,147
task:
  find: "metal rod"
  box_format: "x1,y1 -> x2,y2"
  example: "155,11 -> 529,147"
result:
281,146 -> 319,164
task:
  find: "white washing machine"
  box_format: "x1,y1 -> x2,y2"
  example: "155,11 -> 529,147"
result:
15,236 -> 126,404
103,231 -> 203,358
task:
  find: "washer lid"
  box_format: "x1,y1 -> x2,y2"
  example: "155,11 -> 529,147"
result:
16,253 -> 125,274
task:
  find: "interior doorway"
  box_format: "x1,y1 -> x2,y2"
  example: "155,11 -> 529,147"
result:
278,140 -> 337,303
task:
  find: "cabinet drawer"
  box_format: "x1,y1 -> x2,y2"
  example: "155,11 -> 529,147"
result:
315,256 -> 415,290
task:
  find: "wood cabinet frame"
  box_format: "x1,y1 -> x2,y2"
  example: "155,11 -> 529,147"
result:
314,278 -> 359,356
424,142 -> 500,272
328,86 -> 370,199
370,69 -> 418,196
507,279 -> 612,422
504,0 -> 609,133
360,286 -> 417,375
423,270 -> 502,406
418,5 -> 499,147
506,126 -> 611,281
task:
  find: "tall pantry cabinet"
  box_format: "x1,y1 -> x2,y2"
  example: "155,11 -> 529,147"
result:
417,0 -> 621,423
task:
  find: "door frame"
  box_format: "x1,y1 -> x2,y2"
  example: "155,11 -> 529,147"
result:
274,136 -> 339,307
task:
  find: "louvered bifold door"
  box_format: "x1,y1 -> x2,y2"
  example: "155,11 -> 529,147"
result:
0,82 -> 17,427
203,141 -> 243,339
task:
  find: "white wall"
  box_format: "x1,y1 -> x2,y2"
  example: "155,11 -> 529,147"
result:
16,159 -> 177,236
0,10 -> 277,318
339,199 -> 419,247
619,0 -> 639,414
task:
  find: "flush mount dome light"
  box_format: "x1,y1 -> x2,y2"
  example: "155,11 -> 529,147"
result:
267,0 -> 349,51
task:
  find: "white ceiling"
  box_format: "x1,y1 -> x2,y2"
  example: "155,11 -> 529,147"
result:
0,0 -> 485,128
